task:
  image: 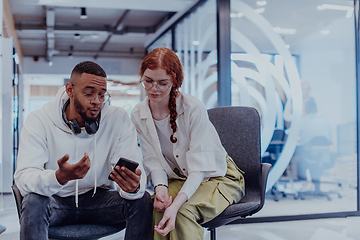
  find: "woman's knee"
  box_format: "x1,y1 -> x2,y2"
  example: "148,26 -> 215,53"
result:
177,204 -> 199,223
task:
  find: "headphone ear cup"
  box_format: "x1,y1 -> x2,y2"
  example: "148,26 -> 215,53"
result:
69,119 -> 82,134
85,121 -> 99,135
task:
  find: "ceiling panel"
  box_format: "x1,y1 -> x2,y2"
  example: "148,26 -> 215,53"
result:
9,0 -> 200,60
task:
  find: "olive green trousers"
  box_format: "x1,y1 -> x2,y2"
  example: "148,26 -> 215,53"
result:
153,156 -> 245,240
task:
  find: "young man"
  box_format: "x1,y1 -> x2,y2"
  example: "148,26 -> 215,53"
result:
14,61 -> 152,240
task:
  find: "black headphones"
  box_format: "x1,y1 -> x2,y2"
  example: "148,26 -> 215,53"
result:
62,99 -> 100,135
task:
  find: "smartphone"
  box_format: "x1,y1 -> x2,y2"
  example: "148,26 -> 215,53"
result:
108,157 -> 139,181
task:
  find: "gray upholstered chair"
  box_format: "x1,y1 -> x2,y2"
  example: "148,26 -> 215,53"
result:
11,185 -> 126,240
201,106 -> 272,240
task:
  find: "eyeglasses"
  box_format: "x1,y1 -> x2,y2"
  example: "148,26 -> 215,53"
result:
72,84 -> 111,103
140,80 -> 172,91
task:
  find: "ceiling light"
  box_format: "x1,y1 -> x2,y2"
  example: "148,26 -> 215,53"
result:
285,44 -> 290,49
80,7 -> 88,20
230,13 -> 244,18
317,4 -> 353,18
91,34 -> 99,39
74,33 -> 81,40
192,41 -> 200,45
346,11 -> 354,18
317,4 -> 351,11
273,27 -> 297,35
321,30 -> 330,35
257,1 -> 267,6
255,8 -> 265,14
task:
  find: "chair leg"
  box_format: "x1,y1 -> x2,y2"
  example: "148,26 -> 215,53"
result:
209,228 -> 216,240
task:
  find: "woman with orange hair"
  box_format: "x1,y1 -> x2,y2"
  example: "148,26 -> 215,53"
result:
131,47 -> 245,240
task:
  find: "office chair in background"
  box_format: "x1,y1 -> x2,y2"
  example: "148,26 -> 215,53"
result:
297,136 -> 342,201
201,106 -> 272,240
262,130 -> 299,201
262,129 -> 286,201
12,185 -> 126,240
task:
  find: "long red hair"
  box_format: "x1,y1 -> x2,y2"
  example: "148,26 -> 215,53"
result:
140,47 -> 184,143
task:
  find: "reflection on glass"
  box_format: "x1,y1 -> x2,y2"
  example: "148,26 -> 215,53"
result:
231,0 -> 357,217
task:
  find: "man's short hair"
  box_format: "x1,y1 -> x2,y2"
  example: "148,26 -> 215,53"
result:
71,61 -> 106,78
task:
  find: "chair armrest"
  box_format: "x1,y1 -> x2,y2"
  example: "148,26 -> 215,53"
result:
262,163 -> 272,191
259,163 -> 272,209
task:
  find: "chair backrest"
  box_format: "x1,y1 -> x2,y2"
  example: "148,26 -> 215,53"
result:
207,106 -> 262,204
11,185 -> 23,220
271,129 -> 285,142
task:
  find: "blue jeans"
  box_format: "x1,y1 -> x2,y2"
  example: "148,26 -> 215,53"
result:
20,188 -> 153,240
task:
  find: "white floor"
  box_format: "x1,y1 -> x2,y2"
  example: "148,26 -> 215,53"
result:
1,188 -> 360,240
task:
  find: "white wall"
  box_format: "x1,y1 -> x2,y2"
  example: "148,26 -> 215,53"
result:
23,56 -> 143,76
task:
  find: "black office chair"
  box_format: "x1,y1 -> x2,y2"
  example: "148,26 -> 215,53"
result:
262,129 -> 286,201
11,185 -> 126,240
201,106 -> 272,240
297,136 -> 341,201
263,129 -> 299,201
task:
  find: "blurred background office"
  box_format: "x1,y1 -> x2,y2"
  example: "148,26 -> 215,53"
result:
0,0 -> 359,239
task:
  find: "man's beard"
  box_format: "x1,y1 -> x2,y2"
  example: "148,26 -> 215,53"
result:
73,97 -> 99,123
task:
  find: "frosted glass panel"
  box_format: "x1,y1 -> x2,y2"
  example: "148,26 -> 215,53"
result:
231,0 -> 357,216
148,31 -> 172,52
174,0 -> 218,108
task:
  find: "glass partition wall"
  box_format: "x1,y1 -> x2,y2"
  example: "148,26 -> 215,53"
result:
230,0 -> 357,218
175,0 -> 218,105
147,0 -> 360,220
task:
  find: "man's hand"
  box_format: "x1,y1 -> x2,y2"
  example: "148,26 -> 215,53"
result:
110,166 -> 141,193
55,153 -> 91,185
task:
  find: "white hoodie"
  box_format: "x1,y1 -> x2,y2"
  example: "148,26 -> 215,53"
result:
14,87 -> 146,202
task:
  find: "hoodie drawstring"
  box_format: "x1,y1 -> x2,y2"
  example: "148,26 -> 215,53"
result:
92,135 -> 97,197
71,133 -> 79,208
71,129 -> 97,207
75,180 -> 79,208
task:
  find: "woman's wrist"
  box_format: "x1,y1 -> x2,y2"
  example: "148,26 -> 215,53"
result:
154,183 -> 168,190
171,192 -> 188,211
155,185 -> 168,194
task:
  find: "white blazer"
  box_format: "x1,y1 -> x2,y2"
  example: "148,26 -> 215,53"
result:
131,93 -> 227,180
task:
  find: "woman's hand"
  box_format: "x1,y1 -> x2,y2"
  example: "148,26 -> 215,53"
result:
154,185 -> 172,212
154,192 -> 188,236
154,204 -> 178,236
